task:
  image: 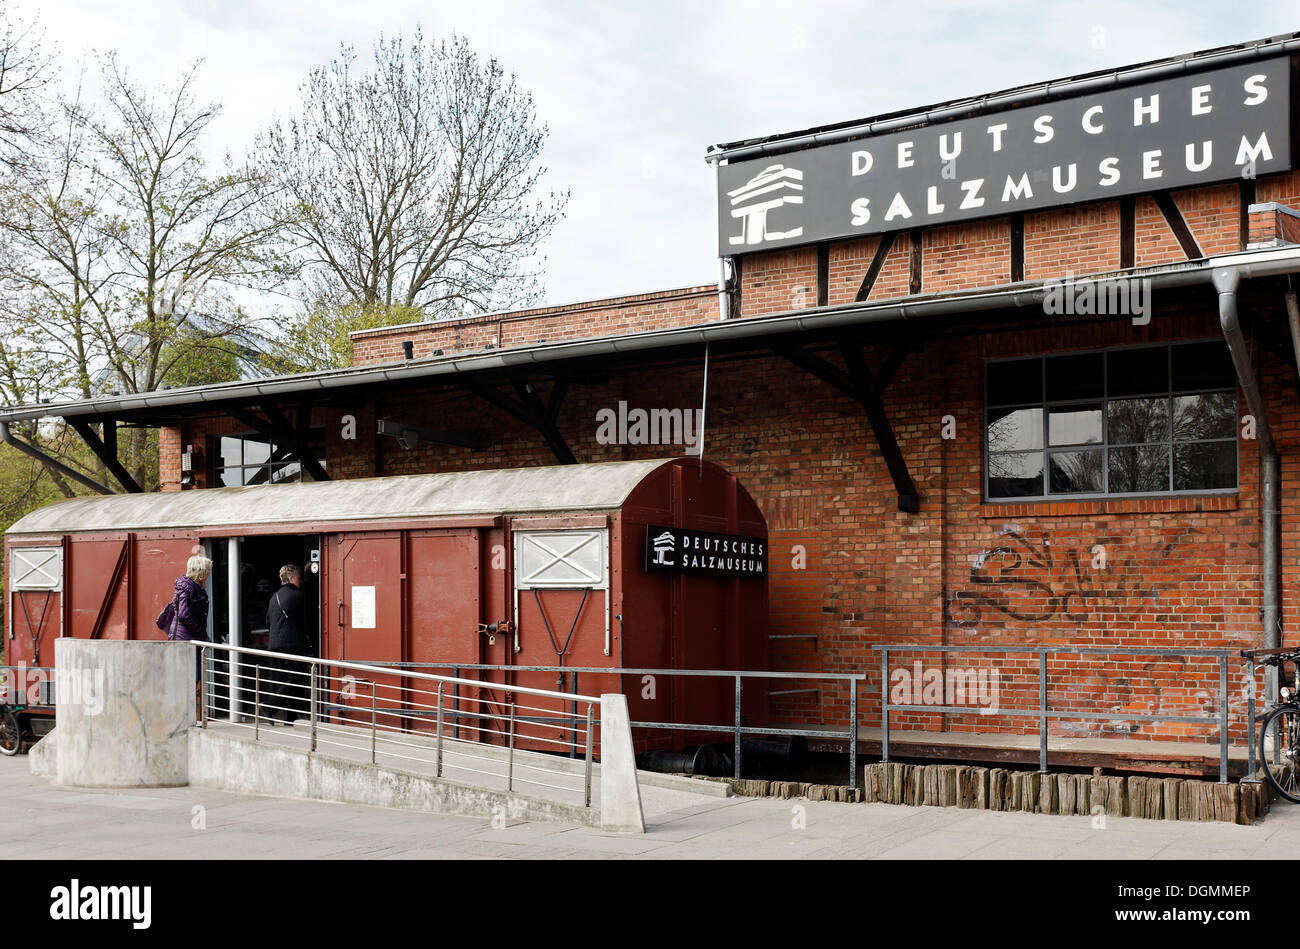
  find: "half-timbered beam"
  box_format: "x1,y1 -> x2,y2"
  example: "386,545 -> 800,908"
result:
777,340 -> 920,513
465,375 -> 575,465
68,417 -> 143,493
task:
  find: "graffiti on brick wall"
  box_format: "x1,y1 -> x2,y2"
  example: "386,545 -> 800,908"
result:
947,526 -> 1198,627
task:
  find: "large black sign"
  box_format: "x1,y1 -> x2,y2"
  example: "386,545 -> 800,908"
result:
644,525 -> 767,578
716,56 -> 1291,255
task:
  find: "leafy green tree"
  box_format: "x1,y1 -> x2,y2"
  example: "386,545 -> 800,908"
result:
266,302 -> 426,373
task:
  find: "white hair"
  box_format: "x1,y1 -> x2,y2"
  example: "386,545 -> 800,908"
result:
186,555 -> 213,580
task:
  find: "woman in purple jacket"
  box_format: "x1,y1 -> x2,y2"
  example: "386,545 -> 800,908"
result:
167,555 -> 212,683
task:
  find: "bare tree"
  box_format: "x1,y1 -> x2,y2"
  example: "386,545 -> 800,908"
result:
256,30 -> 567,320
0,56 -> 283,487
0,2 -> 56,163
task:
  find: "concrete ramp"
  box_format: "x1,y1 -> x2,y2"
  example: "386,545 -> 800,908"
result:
190,722 -> 725,829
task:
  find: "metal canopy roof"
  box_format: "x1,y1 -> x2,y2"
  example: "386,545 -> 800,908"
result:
6,458 -> 672,535
4,250 -> 1292,428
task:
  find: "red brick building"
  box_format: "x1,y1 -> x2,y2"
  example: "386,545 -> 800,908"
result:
9,34 -> 1300,771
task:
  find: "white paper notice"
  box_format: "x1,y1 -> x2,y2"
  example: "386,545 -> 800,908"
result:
351,585 -> 376,629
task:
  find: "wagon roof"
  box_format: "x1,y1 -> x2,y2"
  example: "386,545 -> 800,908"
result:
6,458 -> 675,536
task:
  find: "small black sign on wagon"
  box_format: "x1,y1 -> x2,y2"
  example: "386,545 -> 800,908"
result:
644,524 -> 767,578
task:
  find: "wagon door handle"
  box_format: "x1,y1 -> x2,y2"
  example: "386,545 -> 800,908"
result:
338,601 -> 345,628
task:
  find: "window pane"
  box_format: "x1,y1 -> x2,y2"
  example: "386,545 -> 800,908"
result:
1108,445 -> 1170,493
1046,354 -> 1103,401
242,439 -> 273,466
220,436 -> 243,468
987,359 -> 1041,406
1049,404 -> 1102,446
1173,393 -> 1235,441
1107,397 -> 1169,444
219,466 -> 247,487
988,452 -> 1044,497
1049,450 -> 1103,494
270,460 -> 302,484
986,407 -> 1043,452
1174,442 -> 1236,490
1172,341 -> 1235,392
1107,347 -> 1168,396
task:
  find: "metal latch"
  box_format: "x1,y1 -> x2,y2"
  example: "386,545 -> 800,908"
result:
478,621 -> 511,646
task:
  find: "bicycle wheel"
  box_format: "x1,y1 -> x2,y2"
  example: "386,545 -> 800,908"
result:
0,708 -> 22,757
1259,704 -> 1300,803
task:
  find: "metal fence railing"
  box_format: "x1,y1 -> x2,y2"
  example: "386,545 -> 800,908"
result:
365,661 -> 869,789
875,644 -> 1241,783
194,642 -> 602,808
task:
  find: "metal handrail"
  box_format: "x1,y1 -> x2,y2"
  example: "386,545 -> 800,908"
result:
368,659 -> 868,788
193,641 -> 600,807
873,644 -> 1240,783
196,642 -> 602,704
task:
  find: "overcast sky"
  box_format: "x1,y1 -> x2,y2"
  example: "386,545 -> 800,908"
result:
21,0 -> 1300,310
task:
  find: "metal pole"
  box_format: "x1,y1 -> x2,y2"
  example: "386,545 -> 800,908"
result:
453,666 -> 460,741
436,682 -> 444,778
881,648 -> 890,763
508,701 -> 516,792
1218,655 -> 1229,784
569,672 -> 579,760
584,703 -> 595,808
254,664 -> 261,740
848,677 -> 858,790
1038,650 -> 1048,774
309,663 -> 318,753
370,683 -> 377,764
1245,657 -> 1260,783
198,645 -> 207,728
733,676 -> 743,780
227,537 -> 242,723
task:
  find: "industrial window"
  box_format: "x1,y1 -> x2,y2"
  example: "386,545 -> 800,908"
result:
985,341 -> 1238,500
213,431 -> 327,487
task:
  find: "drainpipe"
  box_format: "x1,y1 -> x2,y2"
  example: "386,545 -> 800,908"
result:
707,152 -> 730,321
0,420 -> 115,495
1213,267 -> 1280,657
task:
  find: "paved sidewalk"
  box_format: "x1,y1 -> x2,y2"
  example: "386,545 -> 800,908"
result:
1,757 -> 1295,859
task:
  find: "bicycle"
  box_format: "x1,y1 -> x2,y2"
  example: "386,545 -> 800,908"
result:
1244,647 -> 1300,803
0,665 -> 55,757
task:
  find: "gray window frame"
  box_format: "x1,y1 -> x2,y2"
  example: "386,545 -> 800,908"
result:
212,431 -> 327,487
984,341 -> 1239,502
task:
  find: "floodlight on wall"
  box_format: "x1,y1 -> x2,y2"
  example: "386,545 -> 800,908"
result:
376,418 -> 482,452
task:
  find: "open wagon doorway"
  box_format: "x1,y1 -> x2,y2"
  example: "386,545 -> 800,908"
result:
206,533 -> 322,720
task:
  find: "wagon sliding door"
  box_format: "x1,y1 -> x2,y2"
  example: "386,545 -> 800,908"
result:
330,532 -> 404,732
407,529 -> 481,736
512,529 -> 609,757
8,545 -> 62,666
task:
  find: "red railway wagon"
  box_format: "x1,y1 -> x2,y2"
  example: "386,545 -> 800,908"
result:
4,457 -> 769,754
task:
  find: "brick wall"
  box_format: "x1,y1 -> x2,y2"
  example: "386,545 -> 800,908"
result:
350,286 -> 718,366
740,173 -> 1292,315
160,173 -> 1300,746
159,426 -> 182,492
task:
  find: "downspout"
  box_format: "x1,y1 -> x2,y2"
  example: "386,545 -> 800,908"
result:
0,420 -> 115,495
1213,268 -> 1280,654
707,152 -> 730,321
